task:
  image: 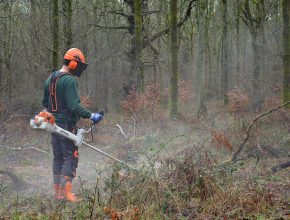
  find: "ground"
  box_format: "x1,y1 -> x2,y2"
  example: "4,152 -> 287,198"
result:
0,103 -> 289,219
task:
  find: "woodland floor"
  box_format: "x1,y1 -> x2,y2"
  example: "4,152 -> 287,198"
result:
0,101 -> 289,219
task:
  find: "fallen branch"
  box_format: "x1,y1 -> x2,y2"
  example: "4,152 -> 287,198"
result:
0,144 -> 49,155
2,114 -> 30,124
231,101 -> 290,162
271,161 -> 290,173
116,124 -> 128,139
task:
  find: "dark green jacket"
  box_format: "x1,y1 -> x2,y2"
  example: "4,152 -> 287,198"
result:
42,71 -> 91,124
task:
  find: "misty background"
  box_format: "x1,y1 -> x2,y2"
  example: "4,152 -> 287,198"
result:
0,0 -> 284,115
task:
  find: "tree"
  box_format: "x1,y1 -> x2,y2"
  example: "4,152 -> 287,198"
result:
52,0 -> 59,70
240,0 -> 274,111
169,0 -> 178,117
234,1 -> 242,81
2,1 -> 13,99
30,0 -> 39,91
242,0 -> 263,111
283,0 -> 290,105
196,0 -> 207,118
62,0 -> 72,51
221,0 -> 229,104
92,0 -> 196,93
134,0 -> 144,91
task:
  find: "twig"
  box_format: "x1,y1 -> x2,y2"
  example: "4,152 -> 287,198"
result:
90,24 -> 129,30
116,124 -> 128,139
231,101 -> 290,162
0,144 -> 49,155
2,114 -> 30,124
157,180 -> 181,215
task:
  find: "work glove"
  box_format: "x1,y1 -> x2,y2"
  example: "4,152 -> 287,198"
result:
90,111 -> 104,124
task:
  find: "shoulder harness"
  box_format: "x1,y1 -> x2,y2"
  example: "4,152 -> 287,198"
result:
49,71 -> 72,112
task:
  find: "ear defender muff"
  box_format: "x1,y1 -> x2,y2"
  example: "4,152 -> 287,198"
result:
69,60 -> 78,70
64,48 -> 87,76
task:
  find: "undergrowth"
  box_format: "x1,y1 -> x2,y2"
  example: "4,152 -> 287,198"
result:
0,145 -> 288,219
0,90 -> 289,219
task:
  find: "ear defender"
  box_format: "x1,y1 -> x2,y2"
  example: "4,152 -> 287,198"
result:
69,60 -> 78,70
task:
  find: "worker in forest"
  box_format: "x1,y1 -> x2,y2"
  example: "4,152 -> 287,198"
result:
42,48 -> 103,202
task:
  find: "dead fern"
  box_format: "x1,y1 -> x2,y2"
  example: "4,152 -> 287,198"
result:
80,96 -> 92,108
210,130 -> 233,151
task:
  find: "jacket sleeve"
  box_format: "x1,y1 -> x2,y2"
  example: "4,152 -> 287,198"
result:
42,78 -> 49,108
64,77 -> 91,119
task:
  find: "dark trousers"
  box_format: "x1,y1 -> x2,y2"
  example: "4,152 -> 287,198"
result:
51,123 -> 79,183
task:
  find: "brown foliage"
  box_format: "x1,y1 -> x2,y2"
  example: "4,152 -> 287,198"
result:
227,88 -> 249,114
103,206 -> 140,220
210,130 -> 233,151
80,96 -> 92,108
121,82 -> 162,119
178,80 -> 193,105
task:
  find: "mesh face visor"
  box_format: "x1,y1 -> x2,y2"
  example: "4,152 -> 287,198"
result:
75,62 -> 88,77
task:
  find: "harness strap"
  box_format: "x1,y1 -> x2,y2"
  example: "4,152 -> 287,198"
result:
49,72 -> 71,112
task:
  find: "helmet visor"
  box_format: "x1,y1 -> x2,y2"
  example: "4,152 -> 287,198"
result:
75,62 -> 88,77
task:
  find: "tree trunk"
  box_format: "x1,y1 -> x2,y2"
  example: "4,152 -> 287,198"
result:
30,0 -> 39,91
134,0 -> 144,91
62,0 -> 73,51
205,0 -> 213,99
52,0 -> 59,70
3,1 -> 13,99
235,1 -> 241,80
196,1 -> 207,118
101,1 -> 110,112
169,0 -> 178,118
283,0 -> 290,106
251,30 -> 262,111
221,0 -> 229,104
243,0 -> 262,111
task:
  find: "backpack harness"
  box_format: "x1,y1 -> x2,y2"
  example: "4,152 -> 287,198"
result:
48,71 -> 72,115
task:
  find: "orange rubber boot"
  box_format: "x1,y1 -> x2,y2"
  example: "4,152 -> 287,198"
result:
54,184 -> 64,200
63,181 -> 82,202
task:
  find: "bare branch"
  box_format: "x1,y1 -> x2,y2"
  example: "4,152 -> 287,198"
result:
148,43 -> 159,55
90,24 -> 129,30
231,101 -> 290,162
240,14 -> 250,27
109,10 -> 130,18
143,10 -> 160,16
144,0 -> 197,46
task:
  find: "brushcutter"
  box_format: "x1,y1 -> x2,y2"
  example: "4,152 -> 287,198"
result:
30,111 -> 138,171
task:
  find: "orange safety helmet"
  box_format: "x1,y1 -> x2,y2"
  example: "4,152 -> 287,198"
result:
64,48 -> 88,77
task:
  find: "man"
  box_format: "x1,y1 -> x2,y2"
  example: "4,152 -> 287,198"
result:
42,48 -> 103,202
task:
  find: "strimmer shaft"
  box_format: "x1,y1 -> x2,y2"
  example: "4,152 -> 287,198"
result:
82,142 -> 139,171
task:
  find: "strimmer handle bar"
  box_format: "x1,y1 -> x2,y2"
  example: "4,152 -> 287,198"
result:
30,111 -> 86,147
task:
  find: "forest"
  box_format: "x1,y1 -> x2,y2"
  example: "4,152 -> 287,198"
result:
0,0 -> 289,219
